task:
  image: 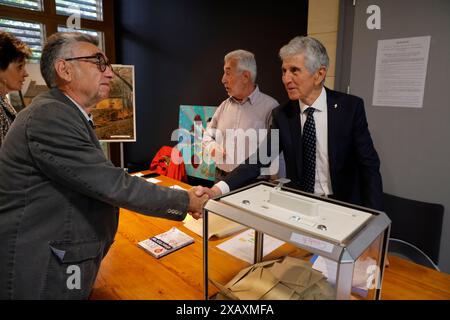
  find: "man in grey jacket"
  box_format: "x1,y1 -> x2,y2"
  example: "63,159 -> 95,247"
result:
0,32 -> 207,299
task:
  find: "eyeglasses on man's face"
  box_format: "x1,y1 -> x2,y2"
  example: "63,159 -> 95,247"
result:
64,53 -> 111,72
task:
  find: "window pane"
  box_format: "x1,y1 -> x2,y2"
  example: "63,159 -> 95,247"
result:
57,26 -> 104,51
55,0 -> 103,21
0,0 -> 42,11
0,17 -> 44,62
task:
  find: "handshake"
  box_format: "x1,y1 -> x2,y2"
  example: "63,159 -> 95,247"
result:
186,185 -> 222,220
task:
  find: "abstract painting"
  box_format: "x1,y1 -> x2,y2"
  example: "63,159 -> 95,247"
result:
178,105 -> 217,181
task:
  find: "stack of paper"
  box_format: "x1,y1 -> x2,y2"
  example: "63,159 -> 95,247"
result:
210,256 -> 335,300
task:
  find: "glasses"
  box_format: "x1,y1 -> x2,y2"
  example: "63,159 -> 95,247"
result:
64,53 -> 111,72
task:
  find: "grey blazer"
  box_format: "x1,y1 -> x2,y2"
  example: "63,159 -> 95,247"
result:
0,88 -> 189,299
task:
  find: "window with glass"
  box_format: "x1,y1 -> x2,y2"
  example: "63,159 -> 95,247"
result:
0,17 -> 44,61
0,0 -> 42,11
55,0 -> 103,21
0,0 -> 113,62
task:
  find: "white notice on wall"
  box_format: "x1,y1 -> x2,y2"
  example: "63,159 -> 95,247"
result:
372,36 -> 431,108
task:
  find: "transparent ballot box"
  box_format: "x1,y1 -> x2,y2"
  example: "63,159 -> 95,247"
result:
202,181 -> 391,300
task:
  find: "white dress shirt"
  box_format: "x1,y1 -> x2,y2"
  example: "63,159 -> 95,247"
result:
300,87 -> 333,196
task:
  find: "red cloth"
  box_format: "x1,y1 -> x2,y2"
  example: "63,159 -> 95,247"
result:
149,146 -> 187,182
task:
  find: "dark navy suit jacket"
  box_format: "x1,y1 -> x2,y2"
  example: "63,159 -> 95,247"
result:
224,87 -> 383,211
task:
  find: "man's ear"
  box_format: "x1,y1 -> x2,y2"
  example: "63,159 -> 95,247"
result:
54,59 -> 72,82
242,70 -> 251,83
314,66 -> 327,86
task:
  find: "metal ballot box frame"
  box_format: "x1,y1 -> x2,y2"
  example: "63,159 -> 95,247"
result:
202,181 -> 391,300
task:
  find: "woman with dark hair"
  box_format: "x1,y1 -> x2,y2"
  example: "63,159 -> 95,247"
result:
0,31 -> 32,147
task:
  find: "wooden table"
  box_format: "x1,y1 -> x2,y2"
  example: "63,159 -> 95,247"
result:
90,174 -> 450,300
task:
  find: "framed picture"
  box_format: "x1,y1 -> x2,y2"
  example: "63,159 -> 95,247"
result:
93,64 -> 136,142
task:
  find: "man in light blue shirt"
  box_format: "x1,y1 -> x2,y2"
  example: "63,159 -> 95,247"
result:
202,49 -> 283,181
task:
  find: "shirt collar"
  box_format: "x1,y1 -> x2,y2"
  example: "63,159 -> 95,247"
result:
299,86 -> 327,114
247,85 -> 260,105
229,85 -> 260,105
64,93 -> 94,122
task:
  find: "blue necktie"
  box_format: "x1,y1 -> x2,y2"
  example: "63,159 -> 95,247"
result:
301,107 -> 316,193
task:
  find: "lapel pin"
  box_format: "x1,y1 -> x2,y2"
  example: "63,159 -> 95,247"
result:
334,104 -> 338,109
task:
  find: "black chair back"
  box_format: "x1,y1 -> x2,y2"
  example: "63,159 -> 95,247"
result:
383,193 -> 444,266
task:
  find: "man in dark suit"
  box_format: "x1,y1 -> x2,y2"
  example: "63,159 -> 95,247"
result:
198,36 -> 383,211
0,32 -> 207,299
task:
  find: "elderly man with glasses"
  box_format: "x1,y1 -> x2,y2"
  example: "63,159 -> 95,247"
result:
0,32 -> 208,300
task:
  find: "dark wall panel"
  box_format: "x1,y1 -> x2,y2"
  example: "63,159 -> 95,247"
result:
114,0 -> 308,168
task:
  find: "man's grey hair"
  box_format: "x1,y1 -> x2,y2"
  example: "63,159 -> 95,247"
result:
224,49 -> 257,83
40,32 -> 99,88
279,36 -> 329,74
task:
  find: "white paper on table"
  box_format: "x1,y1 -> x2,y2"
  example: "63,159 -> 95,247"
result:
132,172 -> 143,177
312,255 -> 376,296
216,229 -> 285,264
146,178 -> 162,184
183,213 -> 194,224
170,184 -> 187,190
311,256 -> 338,285
183,213 -> 247,239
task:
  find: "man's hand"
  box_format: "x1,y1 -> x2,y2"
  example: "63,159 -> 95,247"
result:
187,187 -> 209,220
195,186 -> 222,199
